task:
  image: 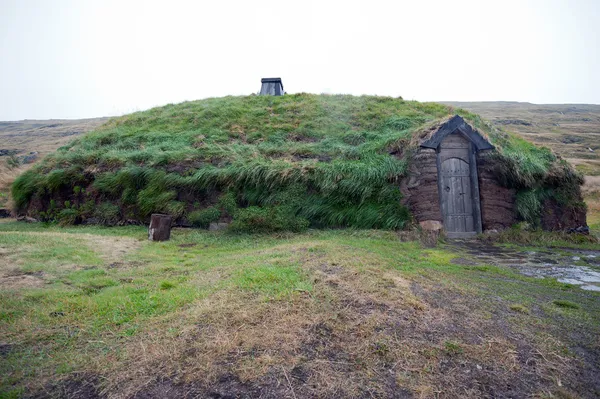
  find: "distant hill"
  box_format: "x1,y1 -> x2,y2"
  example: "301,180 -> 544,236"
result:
0,118 -> 110,153
440,102 -> 600,176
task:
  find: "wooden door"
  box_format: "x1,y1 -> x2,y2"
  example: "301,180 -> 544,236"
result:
438,134 -> 477,237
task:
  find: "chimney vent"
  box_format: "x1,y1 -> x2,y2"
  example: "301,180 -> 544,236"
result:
259,78 -> 284,96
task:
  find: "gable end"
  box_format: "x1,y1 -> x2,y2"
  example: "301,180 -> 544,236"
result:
420,115 -> 494,151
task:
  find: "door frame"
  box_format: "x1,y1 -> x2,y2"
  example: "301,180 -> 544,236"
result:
419,115 -> 494,237
435,132 -> 483,236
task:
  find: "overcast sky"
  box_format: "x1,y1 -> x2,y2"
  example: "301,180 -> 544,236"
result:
1,0 -> 599,120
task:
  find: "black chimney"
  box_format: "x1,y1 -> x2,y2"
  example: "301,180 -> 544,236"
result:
259,78 -> 284,96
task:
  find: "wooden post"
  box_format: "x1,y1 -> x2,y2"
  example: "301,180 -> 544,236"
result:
148,214 -> 172,241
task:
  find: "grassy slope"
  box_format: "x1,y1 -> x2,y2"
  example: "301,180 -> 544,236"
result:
0,118 -> 108,210
1,222 -> 599,397
11,94 -> 581,230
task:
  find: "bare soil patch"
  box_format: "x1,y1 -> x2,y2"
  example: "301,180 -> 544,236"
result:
87,234 -> 142,263
0,343 -> 15,358
27,373 -> 101,399
0,273 -> 46,289
3,231 -> 141,265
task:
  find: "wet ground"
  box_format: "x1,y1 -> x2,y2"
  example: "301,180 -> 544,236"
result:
452,241 -> 600,292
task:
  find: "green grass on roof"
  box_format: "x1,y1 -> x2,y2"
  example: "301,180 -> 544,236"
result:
12,94 -> 583,230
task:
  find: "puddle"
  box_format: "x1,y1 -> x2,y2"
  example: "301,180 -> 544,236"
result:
452,241 -> 600,291
581,285 -> 600,292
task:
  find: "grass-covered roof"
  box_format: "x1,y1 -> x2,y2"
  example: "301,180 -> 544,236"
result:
12,94 -> 582,230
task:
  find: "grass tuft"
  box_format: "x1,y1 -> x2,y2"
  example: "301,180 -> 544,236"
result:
509,303 -> 530,314
159,281 -> 176,290
552,300 -> 580,309
444,341 -> 463,356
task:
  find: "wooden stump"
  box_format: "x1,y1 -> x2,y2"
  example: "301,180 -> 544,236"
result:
148,214 -> 172,241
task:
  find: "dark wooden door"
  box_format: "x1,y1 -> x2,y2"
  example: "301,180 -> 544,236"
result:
438,134 -> 476,237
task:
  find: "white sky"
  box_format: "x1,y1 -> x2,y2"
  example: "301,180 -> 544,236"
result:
1,0 -> 599,120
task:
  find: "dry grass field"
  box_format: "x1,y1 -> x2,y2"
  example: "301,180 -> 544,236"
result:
583,176 -> 600,231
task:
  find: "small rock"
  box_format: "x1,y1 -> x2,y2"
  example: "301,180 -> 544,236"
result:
19,151 -> 38,164
419,220 -> 442,231
420,230 -> 440,248
16,215 -> 38,223
405,176 -> 419,188
572,256 -> 581,261
0,149 -> 22,156
567,226 -> 589,235
484,229 -> 499,235
209,222 -> 229,231
476,364 -> 482,370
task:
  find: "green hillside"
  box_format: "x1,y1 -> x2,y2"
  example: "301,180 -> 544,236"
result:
11,94 -> 582,230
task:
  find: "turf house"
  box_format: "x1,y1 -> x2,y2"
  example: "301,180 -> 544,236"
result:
11,93 -> 587,234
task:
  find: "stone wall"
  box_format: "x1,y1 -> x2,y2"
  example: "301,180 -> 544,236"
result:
541,198 -> 587,231
399,148 -> 442,223
476,151 -> 517,230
